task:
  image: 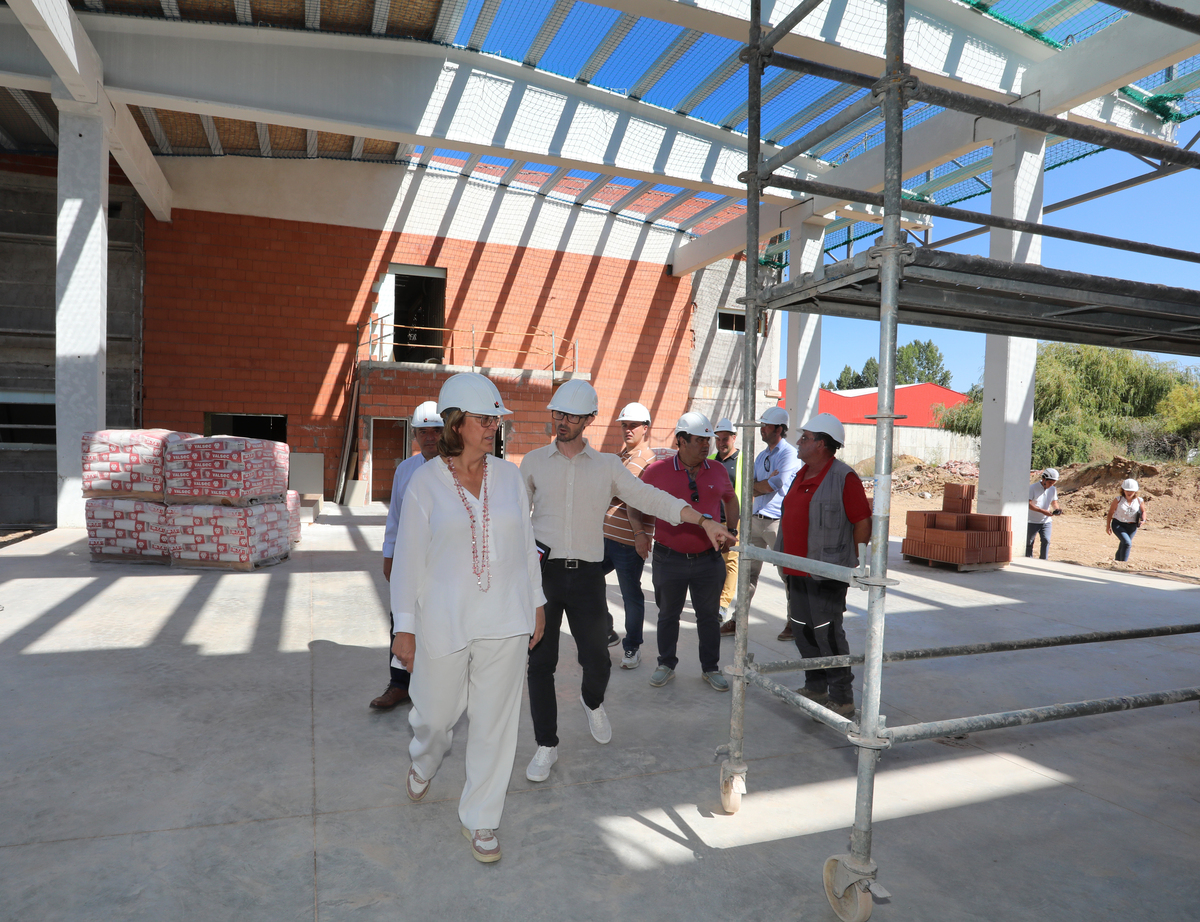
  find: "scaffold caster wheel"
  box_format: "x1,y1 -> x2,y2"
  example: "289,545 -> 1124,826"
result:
720,770 -> 744,814
823,857 -> 873,922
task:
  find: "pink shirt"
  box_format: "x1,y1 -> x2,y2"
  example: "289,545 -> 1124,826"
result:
642,455 -> 733,554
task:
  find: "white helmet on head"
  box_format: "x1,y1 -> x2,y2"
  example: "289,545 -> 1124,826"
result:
758,406 -> 789,427
800,412 -> 846,446
675,411 -> 714,438
411,401 -> 443,428
1121,478 -> 1139,492
548,379 -> 598,416
617,401 -> 651,424
1042,468 -> 1060,482
437,373 -> 512,416
714,417 -> 736,434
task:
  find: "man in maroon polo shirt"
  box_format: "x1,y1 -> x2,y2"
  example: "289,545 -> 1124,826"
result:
641,412 -> 739,691
779,413 -> 872,717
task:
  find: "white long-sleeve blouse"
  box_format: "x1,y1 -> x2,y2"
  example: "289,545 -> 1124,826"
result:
390,455 -> 546,659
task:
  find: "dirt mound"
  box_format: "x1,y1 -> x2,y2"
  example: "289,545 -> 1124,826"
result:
1058,457 -> 1158,493
1055,457 -> 1198,530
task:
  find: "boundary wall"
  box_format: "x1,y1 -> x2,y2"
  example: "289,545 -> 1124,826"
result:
839,422 -> 981,467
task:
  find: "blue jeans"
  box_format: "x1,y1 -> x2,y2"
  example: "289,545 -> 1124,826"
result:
603,537 -> 647,653
1026,521 -> 1051,559
1112,520 -> 1138,561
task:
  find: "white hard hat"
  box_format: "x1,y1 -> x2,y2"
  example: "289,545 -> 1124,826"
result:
800,412 -> 846,446
1042,468 -> 1059,481
547,379 -> 598,416
714,417 -> 736,433
411,401 -> 443,428
758,406 -> 789,427
616,401 -> 651,424
1121,478 -> 1139,492
675,411 -> 714,438
437,373 -> 512,416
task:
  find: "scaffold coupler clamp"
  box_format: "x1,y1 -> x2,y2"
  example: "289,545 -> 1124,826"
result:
866,240 -> 916,268
829,853 -> 891,900
851,573 -> 900,591
871,63 -> 916,104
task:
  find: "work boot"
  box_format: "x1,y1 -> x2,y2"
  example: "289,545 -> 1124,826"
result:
777,624 -> 794,642
370,686 -> 410,709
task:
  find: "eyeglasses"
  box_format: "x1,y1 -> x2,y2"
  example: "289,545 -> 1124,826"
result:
550,410 -> 591,424
464,413 -> 500,429
797,434 -> 814,442
686,470 -> 700,504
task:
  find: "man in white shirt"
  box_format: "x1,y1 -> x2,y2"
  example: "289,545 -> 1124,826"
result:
520,380 -> 733,783
746,406 -> 801,641
370,401 -> 443,710
1026,468 -> 1061,560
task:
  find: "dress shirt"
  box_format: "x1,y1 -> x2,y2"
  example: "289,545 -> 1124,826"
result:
752,438 -> 800,518
521,439 -> 688,562
642,455 -> 734,554
391,456 -> 546,659
382,452 -> 433,558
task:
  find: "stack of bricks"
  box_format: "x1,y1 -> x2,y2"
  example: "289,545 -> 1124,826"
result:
901,483 -> 1013,567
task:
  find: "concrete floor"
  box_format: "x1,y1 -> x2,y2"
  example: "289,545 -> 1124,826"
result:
2,504 -> 1198,922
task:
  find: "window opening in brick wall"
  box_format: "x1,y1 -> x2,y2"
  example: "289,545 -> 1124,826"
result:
387,264 -> 447,364
717,309 -> 766,336
368,416 -> 410,504
205,413 -> 287,442
0,400 -> 55,445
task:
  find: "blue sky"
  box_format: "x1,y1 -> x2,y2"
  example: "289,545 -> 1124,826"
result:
781,145 -> 1200,392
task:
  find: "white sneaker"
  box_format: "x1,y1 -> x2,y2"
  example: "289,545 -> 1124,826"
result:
581,694 -> 612,744
620,648 -> 641,669
525,745 -> 558,782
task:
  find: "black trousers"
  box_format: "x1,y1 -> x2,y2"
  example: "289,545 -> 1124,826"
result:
786,575 -> 854,704
527,560 -> 611,748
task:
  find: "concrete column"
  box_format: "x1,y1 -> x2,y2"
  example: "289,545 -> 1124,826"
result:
977,124 -> 1044,521
54,103 -> 110,527
782,214 -> 826,430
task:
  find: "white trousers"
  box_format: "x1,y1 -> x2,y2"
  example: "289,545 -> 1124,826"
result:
408,633 -> 528,831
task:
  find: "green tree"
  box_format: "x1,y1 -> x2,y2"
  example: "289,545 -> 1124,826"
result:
895,339 -> 952,387
937,343 -> 1197,466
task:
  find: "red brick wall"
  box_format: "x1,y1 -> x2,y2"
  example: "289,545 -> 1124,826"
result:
143,208 -> 695,498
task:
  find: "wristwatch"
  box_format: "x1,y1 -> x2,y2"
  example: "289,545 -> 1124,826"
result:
701,513 -> 713,521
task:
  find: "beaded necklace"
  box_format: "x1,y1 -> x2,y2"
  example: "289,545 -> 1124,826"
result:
447,456 -> 491,592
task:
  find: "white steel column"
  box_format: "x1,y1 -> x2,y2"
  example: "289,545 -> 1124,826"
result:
55,102 -> 110,527
783,214 -> 826,430
977,123 -> 1044,522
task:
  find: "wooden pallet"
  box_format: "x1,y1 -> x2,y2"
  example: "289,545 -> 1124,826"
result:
902,554 -> 1010,573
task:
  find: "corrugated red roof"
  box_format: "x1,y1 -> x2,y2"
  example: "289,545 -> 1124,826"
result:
777,381 -> 970,428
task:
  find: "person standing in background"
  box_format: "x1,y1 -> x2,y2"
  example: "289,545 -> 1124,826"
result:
1027,469 -> 1061,560
1106,478 -> 1148,563
371,401 -> 443,710
711,418 -> 743,633
749,407 -> 801,641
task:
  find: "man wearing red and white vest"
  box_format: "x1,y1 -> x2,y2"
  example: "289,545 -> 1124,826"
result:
778,413 -> 872,718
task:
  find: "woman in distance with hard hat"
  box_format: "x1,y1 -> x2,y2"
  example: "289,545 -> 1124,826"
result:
390,372 -> 546,864
1105,478 -> 1149,563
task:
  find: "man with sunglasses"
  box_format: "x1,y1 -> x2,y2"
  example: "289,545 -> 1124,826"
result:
641,412 -> 739,691
521,381 -> 734,783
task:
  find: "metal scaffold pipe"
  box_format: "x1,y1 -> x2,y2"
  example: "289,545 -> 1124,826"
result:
1099,0 -> 1200,37
763,173 -> 1200,264
766,51 -> 1200,172
753,92 -> 882,178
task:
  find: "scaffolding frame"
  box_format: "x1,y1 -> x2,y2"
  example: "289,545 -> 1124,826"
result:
724,3 -> 1200,919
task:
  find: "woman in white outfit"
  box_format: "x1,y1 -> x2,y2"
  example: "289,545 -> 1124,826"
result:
391,372 -> 545,863
1105,478 -> 1148,563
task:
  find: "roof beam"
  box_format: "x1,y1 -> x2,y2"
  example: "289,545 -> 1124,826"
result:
139,105 -> 173,153
306,128 -> 318,157
0,123 -> 17,149
234,0 -> 251,24
1022,0 -> 1200,116
765,83 -> 858,144
256,121 -> 272,157
499,160 -> 525,185
574,173 -> 612,204
609,180 -> 653,212
160,0 -> 181,20
431,0 -> 470,43
467,0 -> 502,51
523,0 -> 573,68
371,0 -> 390,35
674,48 -> 741,115
304,0 -> 320,30
644,188 -> 693,223
200,112 -> 223,154
675,194 -> 736,231
32,17 -> 817,203
351,135 -> 365,159
719,72 -> 799,129
629,28 -> 702,100
576,13 -> 636,84
538,165 -> 570,194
